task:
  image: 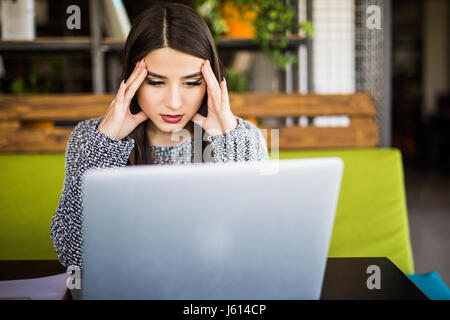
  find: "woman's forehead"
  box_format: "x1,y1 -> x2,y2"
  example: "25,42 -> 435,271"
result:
144,48 -> 204,70
143,49 -> 204,79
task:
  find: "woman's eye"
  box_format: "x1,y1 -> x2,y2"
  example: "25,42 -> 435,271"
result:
145,79 -> 164,86
185,81 -> 202,87
145,80 -> 202,86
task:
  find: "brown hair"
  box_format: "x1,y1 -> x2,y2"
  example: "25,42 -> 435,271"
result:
122,2 -> 224,165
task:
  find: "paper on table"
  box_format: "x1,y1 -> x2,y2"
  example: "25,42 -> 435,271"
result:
0,273 -> 69,300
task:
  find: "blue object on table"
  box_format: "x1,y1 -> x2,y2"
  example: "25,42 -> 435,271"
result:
407,271 -> 450,300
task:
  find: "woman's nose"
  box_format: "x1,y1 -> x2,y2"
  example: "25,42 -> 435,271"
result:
166,86 -> 182,110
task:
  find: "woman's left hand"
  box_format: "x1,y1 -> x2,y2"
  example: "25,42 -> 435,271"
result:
192,59 -> 238,136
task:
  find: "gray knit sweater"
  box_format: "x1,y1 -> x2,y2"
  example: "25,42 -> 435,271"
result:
50,115 -> 269,268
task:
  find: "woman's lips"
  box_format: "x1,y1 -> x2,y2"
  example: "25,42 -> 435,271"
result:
161,114 -> 183,123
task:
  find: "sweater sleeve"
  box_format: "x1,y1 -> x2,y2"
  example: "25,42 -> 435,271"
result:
50,117 -> 135,268
206,116 -> 269,162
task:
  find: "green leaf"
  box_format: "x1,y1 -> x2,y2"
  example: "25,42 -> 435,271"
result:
300,21 -> 314,38
11,77 -> 27,94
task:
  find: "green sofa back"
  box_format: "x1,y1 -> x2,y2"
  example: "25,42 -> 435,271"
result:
1,154 -> 65,261
276,148 -> 414,274
0,148 -> 414,274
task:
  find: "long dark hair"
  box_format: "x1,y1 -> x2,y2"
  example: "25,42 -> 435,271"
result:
122,2 -> 223,165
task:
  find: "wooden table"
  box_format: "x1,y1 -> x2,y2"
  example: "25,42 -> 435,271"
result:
0,257 -> 427,300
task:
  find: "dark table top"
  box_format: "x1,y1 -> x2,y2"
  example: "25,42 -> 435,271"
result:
320,257 -> 427,300
0,257 -> 428,300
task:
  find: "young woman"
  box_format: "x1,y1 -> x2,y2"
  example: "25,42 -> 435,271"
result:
50,3 -> 269,268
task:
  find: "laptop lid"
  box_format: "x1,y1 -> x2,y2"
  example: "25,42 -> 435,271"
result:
80,157 -> 343,299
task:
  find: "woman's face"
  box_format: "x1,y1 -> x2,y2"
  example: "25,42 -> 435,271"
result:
136,47 -> 206,140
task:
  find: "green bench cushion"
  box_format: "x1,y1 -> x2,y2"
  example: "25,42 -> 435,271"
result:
0,154 -> 65,261
0,148 -> 414,274
275,148 -> 414,274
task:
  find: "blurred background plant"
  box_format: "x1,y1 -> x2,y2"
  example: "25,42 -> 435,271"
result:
190,0 -> 314,70
190,0 -> 229,44
10,56 -> 67,94
223,67 -> 249,92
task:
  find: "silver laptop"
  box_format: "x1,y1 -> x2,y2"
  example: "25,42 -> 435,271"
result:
79,158 -> 343,300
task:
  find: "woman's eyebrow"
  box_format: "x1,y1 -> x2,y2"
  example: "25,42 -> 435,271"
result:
147,71 -> 203,79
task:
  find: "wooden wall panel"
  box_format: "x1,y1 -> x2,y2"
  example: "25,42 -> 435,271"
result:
0,92 -> 375,120
261,122 -> 379,150
0,127 -> 71,153
0,93 -> 379,152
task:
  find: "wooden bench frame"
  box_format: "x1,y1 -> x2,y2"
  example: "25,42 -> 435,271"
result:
0,92 -> 379,152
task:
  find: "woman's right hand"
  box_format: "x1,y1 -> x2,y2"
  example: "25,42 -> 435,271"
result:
97,58 -> 149,141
